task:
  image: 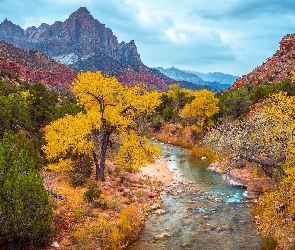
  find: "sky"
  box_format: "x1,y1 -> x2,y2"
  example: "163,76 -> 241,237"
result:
1,0 -> 295,76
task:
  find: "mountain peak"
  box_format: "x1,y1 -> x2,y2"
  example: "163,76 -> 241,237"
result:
0,8 -> 172,91
69,7 -> 92,20
76,7 -> 90,15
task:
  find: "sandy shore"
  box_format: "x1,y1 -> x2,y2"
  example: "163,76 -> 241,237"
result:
139,160 -> 174,185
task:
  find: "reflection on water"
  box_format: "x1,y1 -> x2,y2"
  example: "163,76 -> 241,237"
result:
128,143 -> 261,250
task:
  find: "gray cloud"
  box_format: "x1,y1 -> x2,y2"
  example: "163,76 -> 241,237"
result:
0,0 -> 295,76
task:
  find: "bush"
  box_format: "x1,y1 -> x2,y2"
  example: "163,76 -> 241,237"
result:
83,181 -> 102,203
70,173 -> 85,187
0,132 -> 52,249
261,234 -> 278,250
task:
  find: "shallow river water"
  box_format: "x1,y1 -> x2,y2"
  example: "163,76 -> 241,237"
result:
128,142 -> 261,250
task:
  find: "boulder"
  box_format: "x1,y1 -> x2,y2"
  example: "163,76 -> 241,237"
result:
247,178 -> 277,198
154,208 -> 166,215
222,163 -> 254,187
208,162 -> 225,173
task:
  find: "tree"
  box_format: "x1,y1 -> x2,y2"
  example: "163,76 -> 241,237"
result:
43,71 -> 161,181
26,82 -> 58,133
0,132 -> 52,249
0,93 -> 30,138
216,85 -> 253,118
167,84 -> 194,121
180,89 -> 219,132
204,92 -> 295,177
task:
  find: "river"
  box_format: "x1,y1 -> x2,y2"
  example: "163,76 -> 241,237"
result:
128,142 -> 261,250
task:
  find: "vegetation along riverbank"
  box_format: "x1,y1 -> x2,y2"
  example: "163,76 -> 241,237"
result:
2,67 -> 295,249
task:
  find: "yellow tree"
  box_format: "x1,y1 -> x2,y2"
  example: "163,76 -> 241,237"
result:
204,87 -> 295,244
43,71 -> 161,181
204,92 -> 294,176
180,89 -> 219,132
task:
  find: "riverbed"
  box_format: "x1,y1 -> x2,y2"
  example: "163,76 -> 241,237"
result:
128,142 -> 261,250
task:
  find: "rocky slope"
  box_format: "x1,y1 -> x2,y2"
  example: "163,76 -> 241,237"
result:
0,7 -> 173,91
0,40 -> 77,92
232,34 -> 295,89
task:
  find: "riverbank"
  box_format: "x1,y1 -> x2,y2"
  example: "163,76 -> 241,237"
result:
128,142 -> 262,250
44,158 -> 174,250
138,159 -> 174,185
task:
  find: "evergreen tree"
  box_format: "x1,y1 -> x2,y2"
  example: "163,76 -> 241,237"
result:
0,132 -> 52,249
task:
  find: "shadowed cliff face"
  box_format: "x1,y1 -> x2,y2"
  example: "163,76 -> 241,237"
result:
231,34 -> 295,89
0,7 -> 173,91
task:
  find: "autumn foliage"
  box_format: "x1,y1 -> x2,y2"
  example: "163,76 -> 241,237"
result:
43,71 -> 161,181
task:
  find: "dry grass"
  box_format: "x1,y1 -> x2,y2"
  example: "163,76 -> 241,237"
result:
42,160 -> 162,249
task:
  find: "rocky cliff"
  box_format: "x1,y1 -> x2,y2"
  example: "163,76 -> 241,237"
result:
0,7 -> 173,91
232,34 -> 295,89
0,40 -> 77,92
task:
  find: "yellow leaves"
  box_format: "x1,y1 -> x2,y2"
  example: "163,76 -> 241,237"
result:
117,130 -> 161,171
180,89 -> 219,131
42,112 -> 94,160
44,158 -> 73,172
43,71 -> 162,174
291,71 -> 295,83
72,71 -> 123,107
73,204 -> 145,250
72,71 -> 161,130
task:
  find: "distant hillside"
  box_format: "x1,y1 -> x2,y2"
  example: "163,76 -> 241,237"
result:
186,71 -> 238,86
0,40 -> 77,92
0,7 -> 173,91
231,34 -> 295,89
156,67 -> 230,91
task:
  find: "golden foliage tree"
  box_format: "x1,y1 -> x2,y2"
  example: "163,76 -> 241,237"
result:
180,89 -> 219,132
204,91 -> 295,246
204,92 -> 295,175
43,71 -> 161,181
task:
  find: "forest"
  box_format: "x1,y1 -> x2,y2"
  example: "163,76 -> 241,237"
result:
1,68 -> 295,249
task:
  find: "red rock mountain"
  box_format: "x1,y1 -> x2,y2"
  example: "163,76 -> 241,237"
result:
0,7 -> 173,91
0,40 -> 77,92
232,34 -> 295,89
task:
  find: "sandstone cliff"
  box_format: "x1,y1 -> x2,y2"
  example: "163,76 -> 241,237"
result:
0,7 -> 173,91
0,40 -> 77,92
232,34 -> 295,89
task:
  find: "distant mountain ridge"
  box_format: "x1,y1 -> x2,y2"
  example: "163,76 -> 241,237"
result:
185,71 -> 238,86
231,34 -> 295,89
156,67 -> 232,91
0,7 -> 173,91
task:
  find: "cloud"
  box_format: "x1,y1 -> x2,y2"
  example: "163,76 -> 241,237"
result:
1,0 -> 295,75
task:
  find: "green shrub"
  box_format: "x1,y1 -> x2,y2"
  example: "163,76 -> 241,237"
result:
83,181 -> 102,203
261,234 -> 278,250
70,173 -> 85,187
0,132 -> 53,249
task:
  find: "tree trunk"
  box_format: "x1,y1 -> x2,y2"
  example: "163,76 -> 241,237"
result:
92,118 -> 115,182
240,154 -> 287,178
92,151 -> 100,181
98,130 -> 110,182
96,118 -> 114,182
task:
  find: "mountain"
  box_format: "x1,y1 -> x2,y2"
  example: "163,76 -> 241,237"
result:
232,34 -> 295,89
185,71 -> 238,86
156,67 -> 231,91
0,40 -> 77,92
0,7 -> 172,91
